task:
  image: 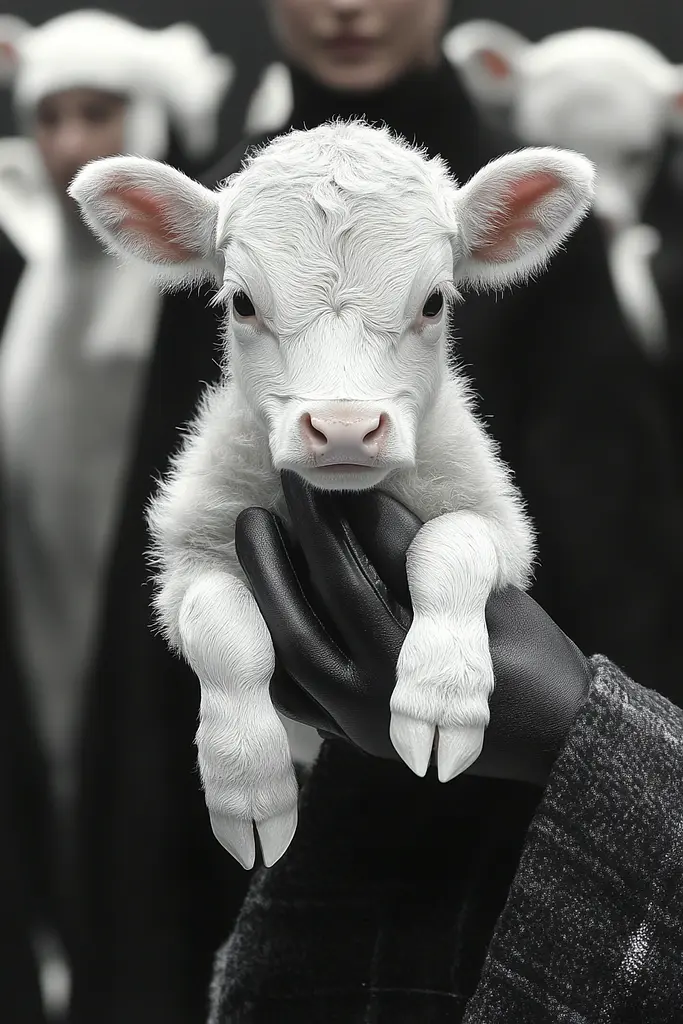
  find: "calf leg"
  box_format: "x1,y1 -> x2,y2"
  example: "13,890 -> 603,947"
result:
179,569 -> 298,869
390,511 -> 500,782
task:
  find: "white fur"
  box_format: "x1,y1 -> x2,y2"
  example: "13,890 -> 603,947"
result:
69,121 -> 593,868
0,136 -> 60,261
243,62 -> 293,136
607,223 -> 668,358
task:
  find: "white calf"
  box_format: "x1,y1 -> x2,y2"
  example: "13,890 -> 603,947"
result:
69,121 -> 594,870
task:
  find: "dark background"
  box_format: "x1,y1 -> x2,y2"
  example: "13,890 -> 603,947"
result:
7,1 -> 683,157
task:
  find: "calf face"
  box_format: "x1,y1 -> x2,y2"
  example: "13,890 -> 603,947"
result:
69,121 -> 594,491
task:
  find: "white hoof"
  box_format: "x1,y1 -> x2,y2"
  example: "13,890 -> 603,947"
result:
389,712 -> 435,777
257,805 -> 298,867
436,724 -> 485,782
210,804 -> 299,870
210,813 -> 257,870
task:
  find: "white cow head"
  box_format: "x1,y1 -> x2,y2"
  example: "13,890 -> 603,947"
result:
69,121 -> 593,491
445,23 -> 683,227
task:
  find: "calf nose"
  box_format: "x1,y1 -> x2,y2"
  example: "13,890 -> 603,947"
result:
300,411 -> 388,461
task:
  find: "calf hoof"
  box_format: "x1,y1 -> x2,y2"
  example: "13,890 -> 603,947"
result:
210,804 -> 299,870
389,714 -> 485,782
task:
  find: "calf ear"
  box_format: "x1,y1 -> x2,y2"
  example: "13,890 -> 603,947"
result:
668,67 -> 683,134
68,156 -> 221,289
443,19 -> 529,108
452,147 -> 595,290
0,16 -> 29,83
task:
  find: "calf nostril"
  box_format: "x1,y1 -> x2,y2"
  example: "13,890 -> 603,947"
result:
301,413 -> 329,449
363,413 -> 387,448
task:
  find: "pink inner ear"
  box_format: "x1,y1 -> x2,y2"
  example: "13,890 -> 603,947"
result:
0,41 -> 17,63
479,49 -> 511,80
472,172 -> 560,261
675,92 -> 683,110
105,183 -> 193,262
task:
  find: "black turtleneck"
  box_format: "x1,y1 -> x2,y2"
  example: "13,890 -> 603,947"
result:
287,57 -> 494,181
208,57 -> 498,189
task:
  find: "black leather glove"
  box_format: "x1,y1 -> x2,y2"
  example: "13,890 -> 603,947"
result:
235,472 -> 592,787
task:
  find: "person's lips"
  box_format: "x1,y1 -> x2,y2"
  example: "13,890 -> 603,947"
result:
324,34 -> 377,60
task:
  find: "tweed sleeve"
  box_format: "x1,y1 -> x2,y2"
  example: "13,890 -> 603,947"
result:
463,655 -> 683,1023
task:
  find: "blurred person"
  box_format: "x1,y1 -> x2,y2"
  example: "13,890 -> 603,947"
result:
0,12 -> 246,1024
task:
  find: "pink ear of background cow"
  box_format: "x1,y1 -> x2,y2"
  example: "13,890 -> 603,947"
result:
103,183 -> 194,263
479,49 -> 512,80
0,38 -> 19,80
471,172 -> 560,261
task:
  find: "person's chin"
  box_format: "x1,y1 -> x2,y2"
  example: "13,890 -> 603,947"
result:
313,55 -> 400,94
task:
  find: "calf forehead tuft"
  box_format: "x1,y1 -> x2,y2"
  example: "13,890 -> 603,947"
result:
219,119 -> 454,250
221,119 -> 454,215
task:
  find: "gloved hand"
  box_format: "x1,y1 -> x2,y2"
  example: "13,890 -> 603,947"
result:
235,472 -> 592,787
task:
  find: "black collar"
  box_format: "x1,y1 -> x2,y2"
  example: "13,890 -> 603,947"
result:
205,57 -> 509,190
287,57 -> 496,184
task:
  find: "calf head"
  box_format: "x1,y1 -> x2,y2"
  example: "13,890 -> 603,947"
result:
446,23 -> 683,227
69,121 -> 593,491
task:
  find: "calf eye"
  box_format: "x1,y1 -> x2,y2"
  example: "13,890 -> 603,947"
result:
422,290 -> 444,319
233,290 -> 256,318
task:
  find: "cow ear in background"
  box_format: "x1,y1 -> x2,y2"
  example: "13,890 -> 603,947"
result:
0,15 -> 30,83
153,22 -> 236,159
443,19 -> 530,108
668,68 -> 683,134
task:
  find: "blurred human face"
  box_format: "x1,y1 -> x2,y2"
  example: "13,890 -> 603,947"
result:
33,88 -> 127,196
267,0 -> 450,91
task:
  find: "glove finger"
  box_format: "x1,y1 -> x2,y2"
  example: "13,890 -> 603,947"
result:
235,506 -> 353,690
339,489 -> 423,608
280,472 -> 409,662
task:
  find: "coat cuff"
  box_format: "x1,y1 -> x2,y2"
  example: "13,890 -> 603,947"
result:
463,655 -> 683,1022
